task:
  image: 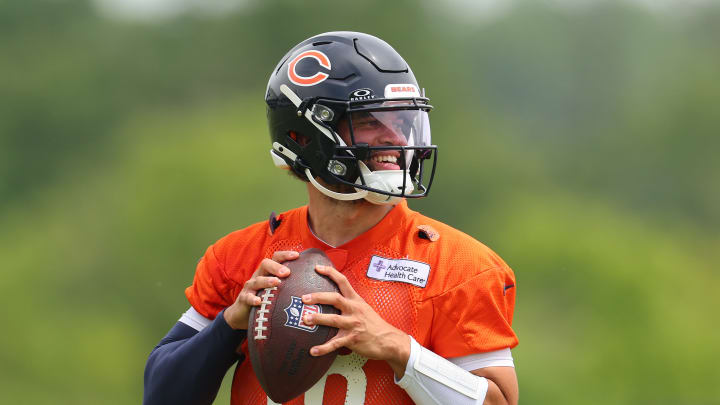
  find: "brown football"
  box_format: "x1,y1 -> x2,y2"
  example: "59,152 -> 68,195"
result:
247,248 -> 340,403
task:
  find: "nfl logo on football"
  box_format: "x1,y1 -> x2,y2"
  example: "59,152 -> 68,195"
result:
284,296 -> 320,332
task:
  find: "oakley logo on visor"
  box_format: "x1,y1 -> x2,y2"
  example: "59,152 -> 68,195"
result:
288,50 -> 332,87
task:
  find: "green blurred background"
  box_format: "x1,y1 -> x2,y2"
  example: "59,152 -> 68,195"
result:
2,0 -> 719,403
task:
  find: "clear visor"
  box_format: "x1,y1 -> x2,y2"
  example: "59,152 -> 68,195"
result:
344,108 -> 431,167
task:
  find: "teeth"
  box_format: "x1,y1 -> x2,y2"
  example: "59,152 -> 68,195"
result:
371,155 -> 398,164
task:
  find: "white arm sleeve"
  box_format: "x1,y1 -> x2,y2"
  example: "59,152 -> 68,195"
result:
450,348 -> 515,370
395,337 -> 489,405
178,307 -> 212,332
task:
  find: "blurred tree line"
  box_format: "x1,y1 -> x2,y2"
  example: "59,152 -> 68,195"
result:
1,0 -> 718,403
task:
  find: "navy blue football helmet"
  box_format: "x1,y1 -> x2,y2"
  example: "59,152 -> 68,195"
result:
266,31 -> 436,204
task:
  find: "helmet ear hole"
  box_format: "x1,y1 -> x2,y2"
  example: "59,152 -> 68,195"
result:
288,131 -> 311,147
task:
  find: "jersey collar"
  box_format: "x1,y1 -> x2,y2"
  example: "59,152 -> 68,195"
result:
297,200 -> 413,268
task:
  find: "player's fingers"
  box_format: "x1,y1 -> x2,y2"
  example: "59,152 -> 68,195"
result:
258,258 -> 291,278
309,335 -> 350,357
238,291 -> 262,306
315,265 -> 359,299
244,276 -> 281,291
301,291 -> 348,311
271,250 -> 300,263
303,313 -> 352,329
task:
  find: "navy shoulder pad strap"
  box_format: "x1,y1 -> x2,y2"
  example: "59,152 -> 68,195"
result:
268,211 -> 283,235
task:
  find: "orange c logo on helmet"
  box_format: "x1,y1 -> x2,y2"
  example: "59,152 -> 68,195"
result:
287,50 -> 331,86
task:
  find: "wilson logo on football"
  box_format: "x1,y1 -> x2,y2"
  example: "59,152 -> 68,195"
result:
287,50 -> 331,87
284,296 -> 320,332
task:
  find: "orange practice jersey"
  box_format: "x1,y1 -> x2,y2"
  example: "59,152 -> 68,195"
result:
186,200 -> 518,405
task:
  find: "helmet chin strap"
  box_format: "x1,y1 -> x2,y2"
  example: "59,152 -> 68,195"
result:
305,168 -> 368,201
305,163 -> 413,205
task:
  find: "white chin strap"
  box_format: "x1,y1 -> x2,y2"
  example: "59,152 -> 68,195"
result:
303,161 -> 414,205
305,168 -> 367,201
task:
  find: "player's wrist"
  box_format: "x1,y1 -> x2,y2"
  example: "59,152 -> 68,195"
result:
223,304 -> 248,330
386,331 -> 411,379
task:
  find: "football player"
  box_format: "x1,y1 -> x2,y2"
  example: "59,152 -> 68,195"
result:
144,31 -> 519,405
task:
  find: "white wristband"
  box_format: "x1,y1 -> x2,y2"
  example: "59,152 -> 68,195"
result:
395,337 -> 489,405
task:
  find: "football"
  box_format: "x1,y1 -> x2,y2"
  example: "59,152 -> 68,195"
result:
247,248 -> 341,403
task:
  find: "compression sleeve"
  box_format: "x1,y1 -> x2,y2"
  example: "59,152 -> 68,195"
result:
396,337 -> 488,405
143,309 -> 247,405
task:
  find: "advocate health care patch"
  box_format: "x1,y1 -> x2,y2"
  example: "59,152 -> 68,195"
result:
366,255 -> 430,288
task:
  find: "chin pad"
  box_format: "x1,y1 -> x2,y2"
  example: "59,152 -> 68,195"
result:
355,162 -> 414,205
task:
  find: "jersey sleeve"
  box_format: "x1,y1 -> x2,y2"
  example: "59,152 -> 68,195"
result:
428,266 -> 518,358
185,243 -> 239,320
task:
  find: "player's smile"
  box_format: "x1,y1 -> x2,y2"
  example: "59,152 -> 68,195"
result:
368,151 -> 402,171
338,111 -> 409,172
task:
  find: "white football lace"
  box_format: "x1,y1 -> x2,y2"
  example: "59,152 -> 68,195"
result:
253,287 -> 277,340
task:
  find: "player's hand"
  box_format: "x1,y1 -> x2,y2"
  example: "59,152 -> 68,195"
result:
223,250 -> 299,330
301,265 -> 411,378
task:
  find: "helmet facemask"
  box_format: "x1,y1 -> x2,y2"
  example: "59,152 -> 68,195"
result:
304,95 -> 437,204
330,99 -> 436,204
